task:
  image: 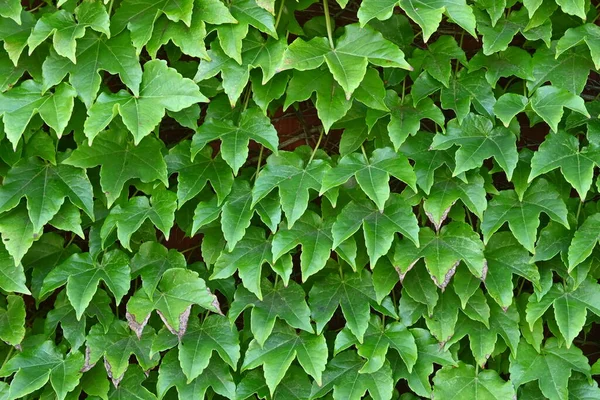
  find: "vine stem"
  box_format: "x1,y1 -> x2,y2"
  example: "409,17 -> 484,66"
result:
1,347 -> 13,370
323,0 -> 335,49
107,0 -> 115,15
308,128 -> 324,164
360,144 -> 369,162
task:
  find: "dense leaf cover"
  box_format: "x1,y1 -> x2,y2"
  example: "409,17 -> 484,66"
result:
1,0 -> 600,399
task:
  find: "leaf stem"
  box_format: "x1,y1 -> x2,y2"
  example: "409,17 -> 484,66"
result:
254,145 -> 264,181
360,144 -> 369,162
274,0 -> 286,30
323,0 -> 335,49
107,0 -> 115,15
1,347 -> 14,370
308,128 -> 324,164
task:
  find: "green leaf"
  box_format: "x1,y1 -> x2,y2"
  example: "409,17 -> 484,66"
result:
177,314 -> 240,382
0,341 -> 83,400
395,222 -> 486,288
101,191 -> 177,251
40,250 -> 130,319
469,47 -> 533,88
282,24 -> 411,98
481,179 -> 569,252
272,210 -> 333,281
485,232 -> 540,309
63,129 -> 168,206
568,213 -> 600,270
86,321 -> 160,386
527,47 -> 593,96
493,93 -> 529,127
399,0 -> 477,42
440,70 -> 496,123
526,280 -> 600,347
157,350 -> 236,399
510,339 -> 591,400
242,322 -> 327,394
127,268 -> 220,338
130,241 -> 186,299
309,268 -> 376,342
0,205 -> 41,267
322,147 -> 416,211
192,107 -> 278,175
111,0 -> 195,53
0,0 -> 21,24
310,351 -> 394,400
0,294 -> 25,346
529,131 -> 599,200
284,68 -> 352,132
0,157 -> 94,233
85,59 -> 208,144
332,194 -> 419,267
28,10 -> 86,63
147,7 -> 210,59
335,314 -> 417,374
422,169 -> 487,230
253,150 -> 330,227
42,31 -> 142,107
433,362 -> 515,399
530,86 -> 590,132
556,24 -> 600,70
229,279 -> 312,346
0,12 -> 36,65
410,35 -> 466,86
108,365 -> 157,400
0,81 -> 76,147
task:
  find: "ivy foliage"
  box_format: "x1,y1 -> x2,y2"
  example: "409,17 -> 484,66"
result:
1,0 -> 600,399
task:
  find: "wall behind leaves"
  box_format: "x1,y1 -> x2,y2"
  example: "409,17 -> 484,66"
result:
0,0 -> 600,398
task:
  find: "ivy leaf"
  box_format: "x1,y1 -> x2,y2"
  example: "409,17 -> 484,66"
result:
42,31 -> 142,107
0,81 -> 76,147
0,157 -> 94,233
0,0 -> 21,24
527,47 -> 593,96
309,268 -> 376,342
309,351 -> 394,400
494,93 -> 529,127
126,268 -> 220,338
481,179 -> 569,253
440,70 -> 496,123
166,140 -> 233,207
526,279 -> 600,347
192,107 -> 278,175
130,241 -> 186,299
107,366 -> 157,399
0,12 -> 36,65
0,341 -> 83,400
85,59 -> 208,144
321,147 -> 417,211
177,314 -> 240,383
510,339 -> 590,400
556,24 -> 600,70
530,86 -> 590,132
400,132 -> 454,194
157,350 -> 236,399
40,250 -> 130,320
568,214 -> 600,270
484,232 -> 540,309
469,47 -> 533,88
282,24 -> 411,98
111,0 -> 194,53
432,113 -> 518,180
410,35 -> 466,87
63,129 -> 168,207
433,362 -> 515,399
529,131 -> 599,200
334,314 -> 417,374
229,279 -> 312,346
0,294 -> 25,346
242,322 -> 327,394
422,169 -> 487,230
272,210 -> 333,281
86,321 -> 160,387
332,194 -> 419,267
27,7 -> 108,63
393,328 -> 456,397
0,205 -> 41,267
101,191 -> 177,251
399,0 -> 477,42
394,222 -> 486,289
284,68 -> 352,132
253,150 -> 330,228
147,7 -> 210,59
